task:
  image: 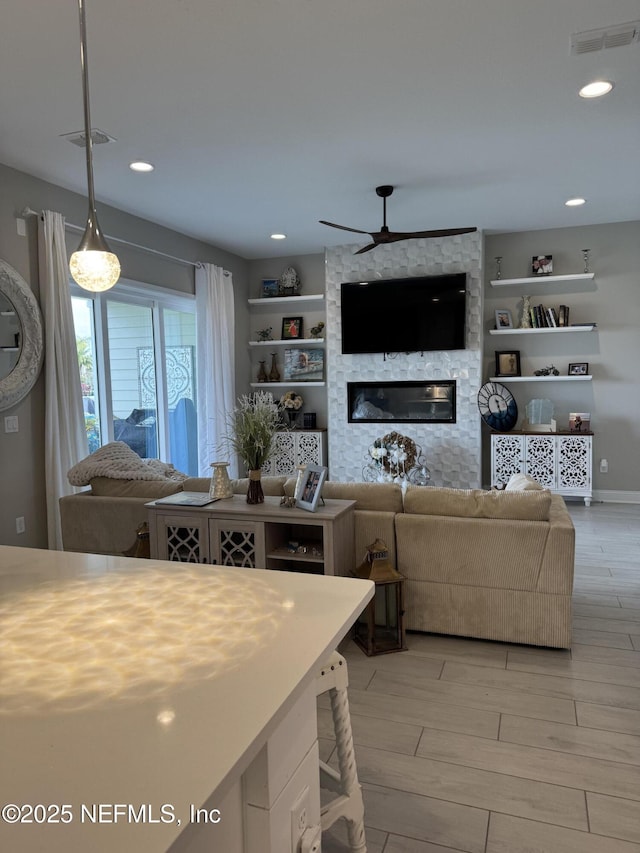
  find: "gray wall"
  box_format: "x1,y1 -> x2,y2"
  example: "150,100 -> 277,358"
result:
0,163 -> 249,548
485,222 -> 640,498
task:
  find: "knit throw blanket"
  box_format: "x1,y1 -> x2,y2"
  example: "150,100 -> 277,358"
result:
67,442 -> 189,486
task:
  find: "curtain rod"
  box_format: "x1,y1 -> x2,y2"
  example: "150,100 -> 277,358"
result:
19,207 -> 230,276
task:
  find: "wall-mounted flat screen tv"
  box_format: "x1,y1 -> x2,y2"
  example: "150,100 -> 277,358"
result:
340,273 -> 467,354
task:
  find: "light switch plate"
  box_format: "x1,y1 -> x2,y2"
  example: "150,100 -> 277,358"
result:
4,415 -> 19,433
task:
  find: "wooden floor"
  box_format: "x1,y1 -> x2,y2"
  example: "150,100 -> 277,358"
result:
321,502 -> 640,853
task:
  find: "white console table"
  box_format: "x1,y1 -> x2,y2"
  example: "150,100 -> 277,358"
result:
0,546 -> 373,853
491,432 -> 593,506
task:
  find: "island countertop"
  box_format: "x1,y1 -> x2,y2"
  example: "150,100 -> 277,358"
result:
0,545 -> 373,852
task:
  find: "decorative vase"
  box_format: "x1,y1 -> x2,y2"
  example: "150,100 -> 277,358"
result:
247,469 -> 264,504
209,461 -> 233,500
268,352 -> 280,382
285,409 -> 299,429
257,360 -> 268,382
520,295 -> 532,329
293,465 -> 306,502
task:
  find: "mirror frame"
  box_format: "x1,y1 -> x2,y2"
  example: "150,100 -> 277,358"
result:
0,259 -> 44,412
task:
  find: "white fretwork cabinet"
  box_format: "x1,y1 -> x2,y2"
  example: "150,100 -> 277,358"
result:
491,432 -> 592,506
261,430 -> 327,476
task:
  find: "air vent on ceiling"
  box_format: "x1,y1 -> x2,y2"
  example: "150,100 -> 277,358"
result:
571,21 -> 640,54
60,129 -> 116,146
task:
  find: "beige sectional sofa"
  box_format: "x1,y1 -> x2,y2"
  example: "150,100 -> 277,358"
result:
60,476 -> 574,648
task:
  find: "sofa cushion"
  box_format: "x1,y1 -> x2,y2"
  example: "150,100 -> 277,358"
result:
505,473 -> 545,491
403,486 -> 551,521
283,479 -> 404,513
89,477 -> 183,498
181,476 -> 288,496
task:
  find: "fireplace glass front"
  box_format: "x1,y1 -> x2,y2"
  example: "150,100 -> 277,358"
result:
348,381 -> 456,424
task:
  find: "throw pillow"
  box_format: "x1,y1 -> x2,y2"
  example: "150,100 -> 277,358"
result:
505,473 -> 545,491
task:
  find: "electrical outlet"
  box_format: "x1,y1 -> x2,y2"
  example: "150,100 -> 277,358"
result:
600,458 -> 608,473
4,415 -> 19,433
16,516 -> 25,534
290,786 -> 310,851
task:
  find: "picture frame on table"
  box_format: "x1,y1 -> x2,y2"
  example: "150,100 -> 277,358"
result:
569,412 -> 591,433
568,362 -> 589,376
495,350 -> 521,377
281,316 -> 303,340
495,309 -> 513,329
296,465 -> 327,512
261,278 -> 279,298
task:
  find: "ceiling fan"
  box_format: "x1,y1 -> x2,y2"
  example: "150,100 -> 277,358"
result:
319,185 -> 477,254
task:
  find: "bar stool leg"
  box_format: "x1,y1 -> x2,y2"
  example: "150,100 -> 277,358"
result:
328,684 -> 366,853
317,653 -> 367,853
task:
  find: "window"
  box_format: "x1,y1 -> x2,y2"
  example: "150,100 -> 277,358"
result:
71,281 -> 198,475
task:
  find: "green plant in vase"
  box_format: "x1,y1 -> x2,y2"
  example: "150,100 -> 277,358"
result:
225,391 -> 281,503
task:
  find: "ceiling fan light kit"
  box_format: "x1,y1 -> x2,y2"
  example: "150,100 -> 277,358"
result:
320,185 -> 477,254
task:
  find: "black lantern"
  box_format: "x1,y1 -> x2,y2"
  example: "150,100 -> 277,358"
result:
353,539 -> 407,656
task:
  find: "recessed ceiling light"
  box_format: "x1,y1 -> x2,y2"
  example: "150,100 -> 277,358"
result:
565,197 -> 586,207
129,161 -> 154,172
579,80 -> 614,98
270,233 -> 286,240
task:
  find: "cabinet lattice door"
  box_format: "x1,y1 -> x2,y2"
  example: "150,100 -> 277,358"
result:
153,514 -> 209,562
209,520 -> 265,568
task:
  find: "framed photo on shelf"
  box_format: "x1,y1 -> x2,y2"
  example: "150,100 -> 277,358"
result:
495,309 -> 513,330
281,316 -> 303,340
532,255 -> 553,275
296,465 -> 327,512
568,362 -> 589,376
569,412 -> 591,433
284,348 -> 324,382
261,278 -> 279,298
495,350 -> 521,377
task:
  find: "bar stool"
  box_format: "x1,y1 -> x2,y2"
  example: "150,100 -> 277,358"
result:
316,652 -> 367,853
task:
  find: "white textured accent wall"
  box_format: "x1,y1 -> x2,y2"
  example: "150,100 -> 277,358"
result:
326,233 -> 483,488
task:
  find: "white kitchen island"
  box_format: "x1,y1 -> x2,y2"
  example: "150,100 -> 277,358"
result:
0,546 -> 373,853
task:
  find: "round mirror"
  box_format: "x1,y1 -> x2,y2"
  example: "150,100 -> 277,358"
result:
0,260 -> 44,411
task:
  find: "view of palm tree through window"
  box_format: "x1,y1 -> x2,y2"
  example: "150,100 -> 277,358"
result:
72,291 -> 198,475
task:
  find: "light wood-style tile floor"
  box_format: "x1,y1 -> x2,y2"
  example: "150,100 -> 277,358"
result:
321,502 -> 640,853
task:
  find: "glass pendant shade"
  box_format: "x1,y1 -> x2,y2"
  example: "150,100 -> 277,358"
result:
70,211 -> 120,292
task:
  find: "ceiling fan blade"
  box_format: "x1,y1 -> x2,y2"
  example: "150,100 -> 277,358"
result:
353,242 -> 379,254
402,226 -> 478,239
318,220 -> 368,235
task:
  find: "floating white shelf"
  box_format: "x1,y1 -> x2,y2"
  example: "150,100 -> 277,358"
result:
248,294 -> 325,306
0,346 -> 19,352
249,338 -> 325,347
0,310 -> 16,317
490,273 -> 594,287
489,375 -> 592,383
489,325 -> 596,335
250,381 -> 325,388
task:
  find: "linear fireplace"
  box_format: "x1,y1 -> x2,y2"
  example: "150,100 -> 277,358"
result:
348,381 -> 456,424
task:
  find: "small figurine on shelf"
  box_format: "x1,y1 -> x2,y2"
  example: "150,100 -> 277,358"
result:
309,321 -> 325,339
534,365 -> 559,376
256,326 -> 273,342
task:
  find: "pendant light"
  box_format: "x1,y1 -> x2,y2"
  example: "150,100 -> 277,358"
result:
69,0 -> 120,292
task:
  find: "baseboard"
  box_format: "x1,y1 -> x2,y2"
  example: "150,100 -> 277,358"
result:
591,489 -> 640,504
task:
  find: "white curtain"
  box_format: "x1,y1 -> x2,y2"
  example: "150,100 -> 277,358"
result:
195,263 -> 237,477
38,210 -> 89,549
